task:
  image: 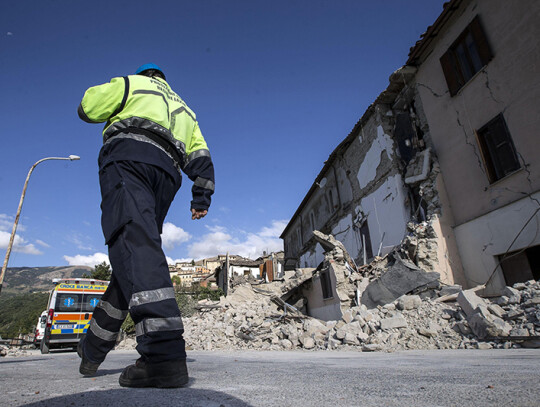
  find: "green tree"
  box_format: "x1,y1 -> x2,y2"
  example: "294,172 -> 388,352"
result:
83,261 -> 112,281
171,275 -> 181,286
195,286 -> 224,301
191,259 -> 195,266
0,292 -> 49,338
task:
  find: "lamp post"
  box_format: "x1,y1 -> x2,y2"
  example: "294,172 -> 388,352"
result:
0,155 -> 80,295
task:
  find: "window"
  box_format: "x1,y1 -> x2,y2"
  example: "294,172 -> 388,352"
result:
309,211 -> 315,231
320,269 -> 333,299
440,16 -> 492,96
327,189 -> 335,212
499,245 -> 540,286
55,293 -> 82,312
359,221 -> 373,261
476,114 -> 520,183
81,293 -> 103,312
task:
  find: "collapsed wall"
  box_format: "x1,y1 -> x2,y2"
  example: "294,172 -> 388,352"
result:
177,279 -> 539,352
112,231 -> 540,353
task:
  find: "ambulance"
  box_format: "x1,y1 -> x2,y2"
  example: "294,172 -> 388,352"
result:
40,278 -> 109,354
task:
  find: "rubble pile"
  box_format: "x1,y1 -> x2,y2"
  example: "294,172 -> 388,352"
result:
116,229 -> 540,353
178,279 -> 540,352
401,221 -> 440,273
0,344 -> 34,357
455,281 -> 540,349
182,291 -> 465,352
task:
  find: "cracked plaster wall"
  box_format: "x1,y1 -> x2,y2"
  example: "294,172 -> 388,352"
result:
413,0 -> 540,292
414,0 -> 540,227
454,191 -> 540,295
360,173 -> 410,257
357,126 -> 395,189
302,271 -> 342,321
285,105 -> 410,268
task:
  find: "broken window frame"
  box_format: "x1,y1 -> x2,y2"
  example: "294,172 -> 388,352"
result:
320,269 -> 333,300
439,15 -> 493,96
475,113 -> 521,183
359,221 -> 374,262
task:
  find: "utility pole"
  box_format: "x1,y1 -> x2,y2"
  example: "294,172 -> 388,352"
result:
0,155 -> 80,295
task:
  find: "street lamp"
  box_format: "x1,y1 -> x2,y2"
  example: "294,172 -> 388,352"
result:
0,155 -> 81,295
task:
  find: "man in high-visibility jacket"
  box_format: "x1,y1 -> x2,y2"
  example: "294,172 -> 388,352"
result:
77,63 -> 214,388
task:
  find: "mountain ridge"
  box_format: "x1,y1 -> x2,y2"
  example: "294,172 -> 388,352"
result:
3,265 -> 94,294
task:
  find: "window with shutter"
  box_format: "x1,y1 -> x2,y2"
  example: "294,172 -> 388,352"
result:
476,114 -> 520,183
439,15 -> 493,96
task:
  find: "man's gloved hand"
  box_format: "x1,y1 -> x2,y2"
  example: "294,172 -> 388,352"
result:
191,209 -> 208,220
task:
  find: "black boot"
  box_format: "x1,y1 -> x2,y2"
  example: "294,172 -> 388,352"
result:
119,358 -> 189,388
77,339 -> 101,376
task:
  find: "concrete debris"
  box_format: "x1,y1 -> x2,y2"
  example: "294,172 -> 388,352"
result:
401,221 -> 440,273
0,344 -> 34,357
111,278 -> 540,353
397,294 -> 422,310
361,256 -> 440,309
312,230 -> 357,270
113,231 -> 540,354
456,289 -> 488,318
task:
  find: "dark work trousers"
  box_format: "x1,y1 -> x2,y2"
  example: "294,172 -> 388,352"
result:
83,159 -> 186,364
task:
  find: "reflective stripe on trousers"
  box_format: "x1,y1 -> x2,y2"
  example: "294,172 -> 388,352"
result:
83,159 -> 185,364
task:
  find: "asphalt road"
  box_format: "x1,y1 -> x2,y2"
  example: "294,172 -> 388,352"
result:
1,348 -> 539,407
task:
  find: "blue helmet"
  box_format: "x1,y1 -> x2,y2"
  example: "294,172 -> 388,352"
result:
135,63 -> 165,79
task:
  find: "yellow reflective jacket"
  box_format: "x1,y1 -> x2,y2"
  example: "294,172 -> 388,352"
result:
78,74 -> 214,210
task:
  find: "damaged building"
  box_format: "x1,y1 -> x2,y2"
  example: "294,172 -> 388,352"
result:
280,0 -> 540,296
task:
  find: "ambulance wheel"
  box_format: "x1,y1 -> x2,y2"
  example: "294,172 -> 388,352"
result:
40,339 -> 49,354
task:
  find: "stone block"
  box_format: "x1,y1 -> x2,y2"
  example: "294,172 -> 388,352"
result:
343,332 -> 359,345
357,331 -> 369,342
494,296 -> 509,305
487,304 -> 505,318
362,343 -> 383,352
327,337 -> 341,349
454,321 -> 471,335
509,328 -> 529,337
396,295 -> 422,310
354,315 -> 366,326
505,309 -> 524,320
225,325 -> 235,337
468,312 -> 512,339
439,284 -> 462,296
335,321 -> 362,340
302,337 -> 315,349
417,325 -> 438,338
281,339 -> 293,349
502,286 -> 521,304
457,290 -> 487,318
335,327 -> 347,340
342,309 -> 354,324
383,303 -> 396,311
304,319 -> 329,337
380,316 -> 408,330
361,256 -> 440,309
357,310 -> 375,322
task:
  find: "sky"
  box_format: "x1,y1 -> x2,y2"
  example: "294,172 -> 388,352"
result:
0,0 -> 446,268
